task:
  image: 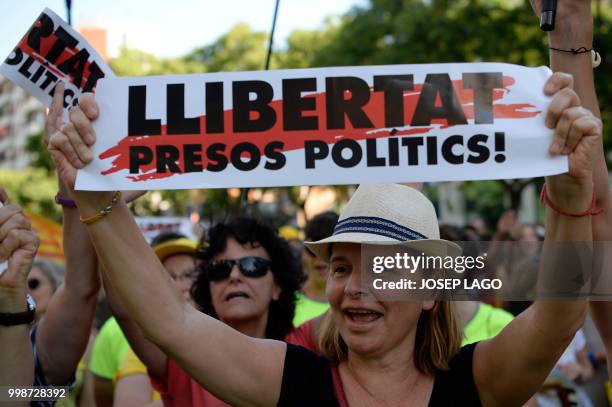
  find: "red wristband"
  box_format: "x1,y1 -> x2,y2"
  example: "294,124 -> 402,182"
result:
55,192 -> 77,208
539,183 -> 603,217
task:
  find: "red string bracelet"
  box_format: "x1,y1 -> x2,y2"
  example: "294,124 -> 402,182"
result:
540,183 -> 603,217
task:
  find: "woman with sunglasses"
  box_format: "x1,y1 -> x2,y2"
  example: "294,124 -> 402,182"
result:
192,218 -> 303,342
49,69 -> 600,406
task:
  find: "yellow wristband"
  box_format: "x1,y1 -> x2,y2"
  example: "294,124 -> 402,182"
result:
80,192 -> 122,225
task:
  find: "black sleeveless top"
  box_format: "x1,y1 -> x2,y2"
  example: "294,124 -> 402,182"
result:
278,343 -> 482,407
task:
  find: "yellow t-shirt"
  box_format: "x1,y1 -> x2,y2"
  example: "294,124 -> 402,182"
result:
293,292 -> 329,327
463,303 -> 514,346
90,317 -> 130,380
114,348 -> 161,401
55,359 -> 87,407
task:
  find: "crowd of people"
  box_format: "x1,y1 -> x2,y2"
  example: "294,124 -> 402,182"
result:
1,0 -> 612,406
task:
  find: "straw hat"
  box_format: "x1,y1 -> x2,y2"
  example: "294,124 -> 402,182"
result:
304,184 -> 461,260
153,238 -> 198,263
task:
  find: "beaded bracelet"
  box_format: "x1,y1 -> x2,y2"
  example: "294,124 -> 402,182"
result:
80,192 -> 122,225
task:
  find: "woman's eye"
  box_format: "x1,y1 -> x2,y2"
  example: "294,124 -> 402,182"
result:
333,265 -> 348,274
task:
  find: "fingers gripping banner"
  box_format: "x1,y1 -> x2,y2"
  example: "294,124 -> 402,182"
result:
77,64 -> 565,190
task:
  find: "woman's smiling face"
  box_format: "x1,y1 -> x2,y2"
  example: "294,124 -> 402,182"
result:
326,243 -> 433,359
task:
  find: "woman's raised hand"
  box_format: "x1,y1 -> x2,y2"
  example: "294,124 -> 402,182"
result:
47,89 -> 145,203
0,189 -> 39,293
48,92 -> 98,190
543,72 -> 601,208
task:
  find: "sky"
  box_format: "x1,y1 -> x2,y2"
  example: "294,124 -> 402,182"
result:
0,0 -> 365,61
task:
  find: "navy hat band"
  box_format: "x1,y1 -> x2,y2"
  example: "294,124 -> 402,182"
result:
333,216 -> 428,242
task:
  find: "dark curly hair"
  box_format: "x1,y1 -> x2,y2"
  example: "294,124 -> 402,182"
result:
191,216 -> 304,340
305,211 -> 339,242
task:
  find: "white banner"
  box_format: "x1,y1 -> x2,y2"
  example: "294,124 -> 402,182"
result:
73,63 -> 566,190
135,216 -> 197,243
0,8 -> 114,109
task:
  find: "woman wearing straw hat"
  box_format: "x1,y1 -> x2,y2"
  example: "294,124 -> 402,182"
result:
48,70 -> 600,406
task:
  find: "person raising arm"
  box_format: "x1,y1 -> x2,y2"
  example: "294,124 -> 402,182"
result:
531,0 -> 612,380
0,189 -> 39,392
23,82 -> 102,389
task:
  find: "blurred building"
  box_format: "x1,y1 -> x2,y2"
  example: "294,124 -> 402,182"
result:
0,77 -> 44,169
78,26 -> 109,62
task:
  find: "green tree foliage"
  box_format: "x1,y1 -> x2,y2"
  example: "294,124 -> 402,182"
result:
185,23 -> 269,72
110,47 -> 207,76
293,0 -> 547,67
111,24 -> 271,77
462,180 -> 506,226
277,21 -> 341,69
594,16 -> 612,163
0,169 -> 60,221
25,130 -> 54,173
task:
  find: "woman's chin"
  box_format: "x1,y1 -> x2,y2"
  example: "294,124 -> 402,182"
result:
340,323 -> 386,356
343,335 -> 385,357
217,304 -> 259,323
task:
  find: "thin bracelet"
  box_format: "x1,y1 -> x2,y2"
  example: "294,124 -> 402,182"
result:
550,46 -> 592,54
549,47 -> 602,68
80,192 -> 122,225
55,192 -> 77,208
539,183 -> 602,217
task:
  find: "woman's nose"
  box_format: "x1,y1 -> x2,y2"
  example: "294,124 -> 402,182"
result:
228,263 -> 243,281
344,268 -> 365,298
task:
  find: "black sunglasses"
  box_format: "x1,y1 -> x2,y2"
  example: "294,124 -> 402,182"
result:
206,256 -> 271,282
28,278 -> 40,290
